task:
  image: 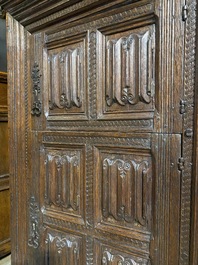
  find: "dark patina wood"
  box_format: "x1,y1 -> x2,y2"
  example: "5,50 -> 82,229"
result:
0,0 -> 197,264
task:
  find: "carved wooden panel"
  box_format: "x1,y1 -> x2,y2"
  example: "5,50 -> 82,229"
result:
42,146 -> 85,221
97,24 -> 155,120
44,229 -> 83,265
95,241 -> 150,265
45,33 -> 87,120
94,147 -> 152,235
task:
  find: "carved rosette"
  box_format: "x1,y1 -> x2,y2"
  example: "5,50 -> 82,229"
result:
28,196 -> 39,248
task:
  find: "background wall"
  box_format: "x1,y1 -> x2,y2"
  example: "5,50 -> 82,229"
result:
0,18 -> 7,72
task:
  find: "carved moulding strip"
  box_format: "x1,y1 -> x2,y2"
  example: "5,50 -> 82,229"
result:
28,196 -> 40,249
86,236 -> 94,265
43,134 -> 151,149
95,229 -> 150,253
89,31 -> 97,119
180,0 -> 196,264
86,144 -> 94,228
43,214 -> 86,231
46,3 -> 154,43
46,119 -> 154,132
31,62 -> 42,117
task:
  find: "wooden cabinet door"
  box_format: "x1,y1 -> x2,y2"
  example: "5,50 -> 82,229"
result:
3,0 -> 197,264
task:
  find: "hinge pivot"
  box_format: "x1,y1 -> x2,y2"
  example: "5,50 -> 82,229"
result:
180,100 -> 186,114
178,157 -> 185,171
185,128 -> 193,137
182,5 -> 188,21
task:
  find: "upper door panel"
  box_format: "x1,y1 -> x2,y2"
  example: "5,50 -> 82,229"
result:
30,0 -> 184,133
97,23 -> 155,120
47,34 -> 87,119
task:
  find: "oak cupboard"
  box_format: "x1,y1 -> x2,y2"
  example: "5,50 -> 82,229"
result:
0,1 -> 198,264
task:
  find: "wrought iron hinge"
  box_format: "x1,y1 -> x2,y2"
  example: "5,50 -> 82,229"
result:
180,100 -> 186,114
182,4 -> 188,21
28,196 -> 40,249
178,157 -> 185,171
31,62 -> 42,117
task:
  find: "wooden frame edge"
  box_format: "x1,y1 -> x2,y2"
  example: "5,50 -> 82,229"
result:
190,3 -> 198,263
7,13 -> 30,265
